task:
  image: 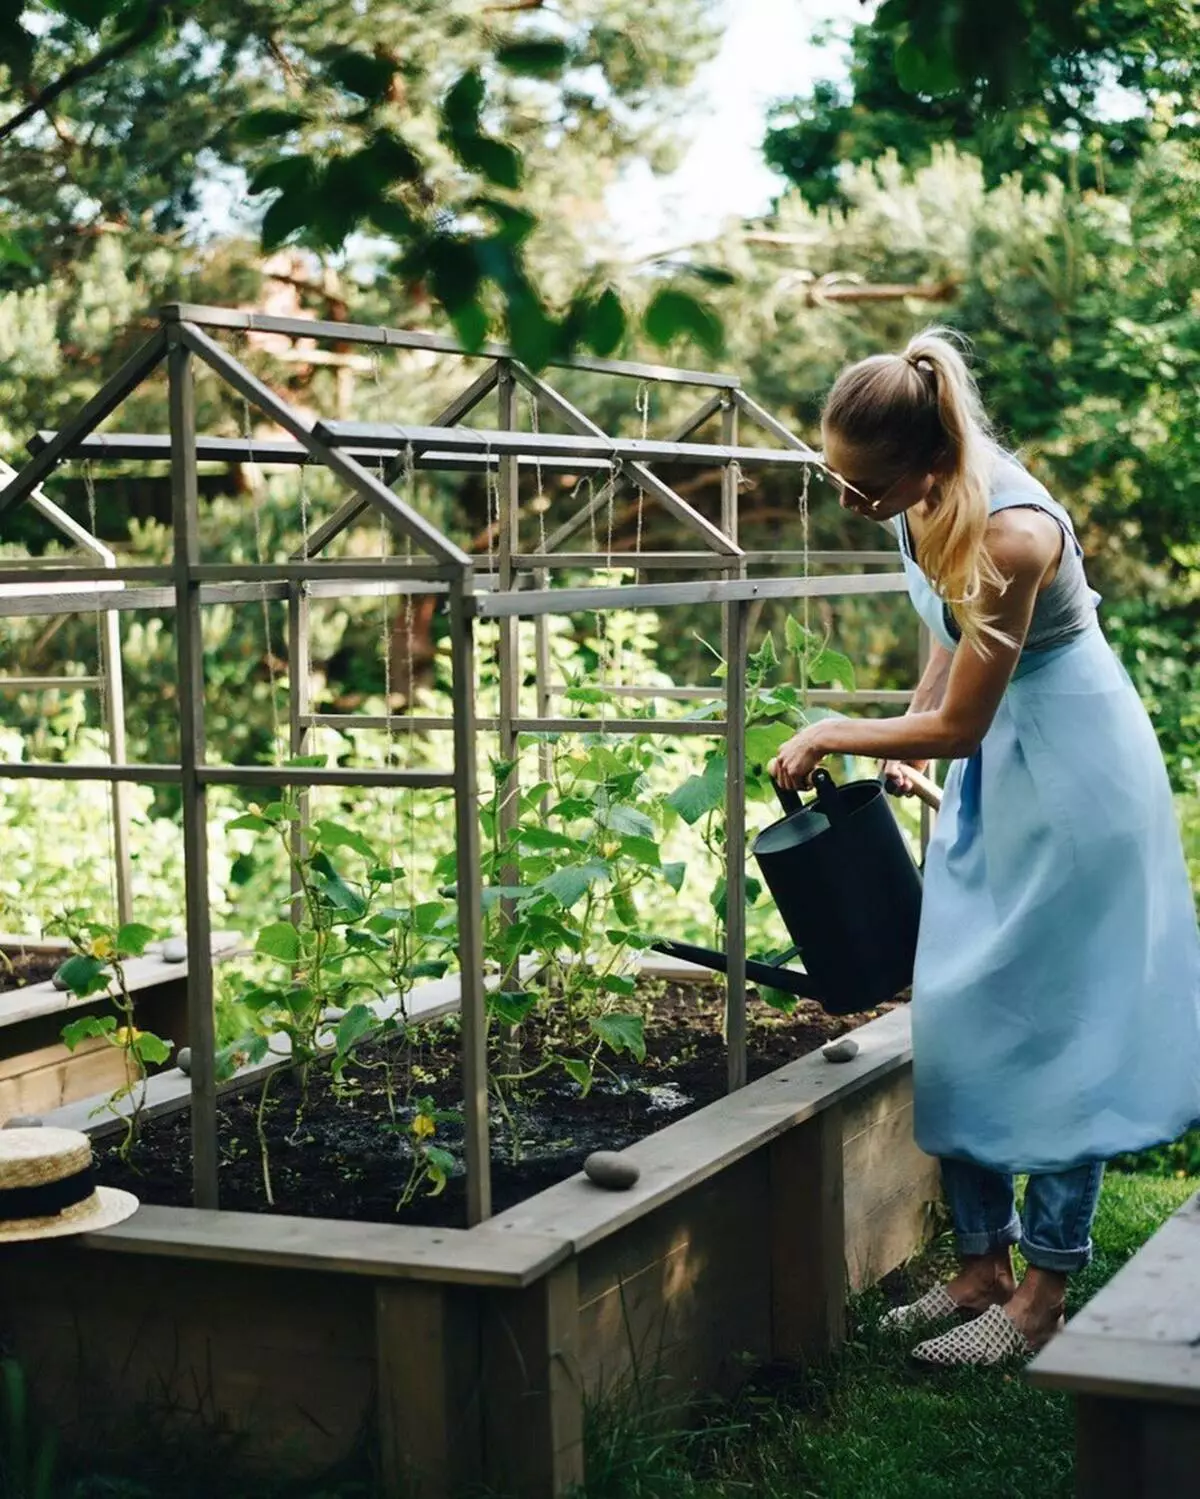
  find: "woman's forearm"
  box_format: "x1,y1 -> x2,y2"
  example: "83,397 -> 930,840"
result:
909,640 -> 954,715
815,710 -> 977,765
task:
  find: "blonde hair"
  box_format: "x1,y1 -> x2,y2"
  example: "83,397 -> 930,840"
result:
822,328 -> 1007,649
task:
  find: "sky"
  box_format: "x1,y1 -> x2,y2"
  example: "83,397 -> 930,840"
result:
606,0 -> 872,260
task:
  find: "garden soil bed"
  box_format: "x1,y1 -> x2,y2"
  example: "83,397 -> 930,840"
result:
0,950 -> 63,992
97,977 -> 900,1229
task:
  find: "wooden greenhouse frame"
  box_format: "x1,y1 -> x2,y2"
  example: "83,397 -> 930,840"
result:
0,307 -> 940,1497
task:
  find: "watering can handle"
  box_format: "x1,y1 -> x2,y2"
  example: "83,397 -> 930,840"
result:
882,766 -> 944,812
771,778 -> 803,816
766,763 -> 843,820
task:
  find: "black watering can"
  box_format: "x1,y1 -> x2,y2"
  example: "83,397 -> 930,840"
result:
653,767 -> 933,1017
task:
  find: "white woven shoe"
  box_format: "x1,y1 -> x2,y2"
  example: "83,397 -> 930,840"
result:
879,1283 -> 963,1332
910,1304 -> 1032,1367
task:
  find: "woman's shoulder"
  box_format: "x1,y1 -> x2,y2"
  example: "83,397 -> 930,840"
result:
985,505 -> 1061,578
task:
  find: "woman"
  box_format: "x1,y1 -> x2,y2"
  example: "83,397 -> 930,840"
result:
773,330 -> 1200,1367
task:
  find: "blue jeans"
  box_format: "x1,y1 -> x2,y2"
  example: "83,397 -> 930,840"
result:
940,1158 -> 1105,1273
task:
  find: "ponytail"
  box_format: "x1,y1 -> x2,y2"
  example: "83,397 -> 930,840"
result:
823,327 -> 1008,650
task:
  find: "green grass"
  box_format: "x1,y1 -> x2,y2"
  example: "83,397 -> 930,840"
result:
580,1171 -> 1198,1499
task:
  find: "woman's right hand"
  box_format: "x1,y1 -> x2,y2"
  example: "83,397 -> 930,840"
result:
880,759 -> 931,796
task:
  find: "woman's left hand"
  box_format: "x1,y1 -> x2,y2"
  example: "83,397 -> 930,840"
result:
771,724 -> 830,791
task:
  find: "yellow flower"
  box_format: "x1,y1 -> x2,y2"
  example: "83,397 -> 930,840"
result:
89,936 -> 115,959
113,1027 -> 142,1045
411,1113 -> 436,1141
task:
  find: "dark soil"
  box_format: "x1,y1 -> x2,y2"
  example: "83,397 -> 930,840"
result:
0,948 -> 63,993
97,979 -> 899,1229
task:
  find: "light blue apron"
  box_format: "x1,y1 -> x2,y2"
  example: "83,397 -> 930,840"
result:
897,486 -> 1200,1173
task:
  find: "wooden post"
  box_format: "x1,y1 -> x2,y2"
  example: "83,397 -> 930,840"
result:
768,1105 -> 846,1362
376,1283 -> 483,1499
722,397 -> 748,1092
168,331 -> 219,1210
480,1262 -> 584,1499
1075,1397 -> 1142,1499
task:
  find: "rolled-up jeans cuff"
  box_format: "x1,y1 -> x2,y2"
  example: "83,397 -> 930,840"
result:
1020,1234 -> 1092,1273
955,1215 -> 1021,1257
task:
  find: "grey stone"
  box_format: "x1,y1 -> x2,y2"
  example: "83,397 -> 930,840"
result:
52,968 -> 71,991
3,1116 -> 43,1129
321,1006 -> 347,1024
584,1151 -> 640,1191
823,1036 -> 860,1064
161,937 -> 188,964
176,1047 -> 191,1075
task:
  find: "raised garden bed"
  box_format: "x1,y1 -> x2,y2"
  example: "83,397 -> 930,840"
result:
0,979 -> 937,1499
1030,1187 -> 1200,1498
0,932 -> 239,1121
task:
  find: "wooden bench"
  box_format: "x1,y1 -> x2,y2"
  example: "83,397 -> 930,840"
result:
1028,1188 -> 1200,1498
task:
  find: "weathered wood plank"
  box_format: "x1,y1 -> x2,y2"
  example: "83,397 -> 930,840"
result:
481,1261 -> 584,1498
575,1155 -> 771,1399
376,1282 -> 482,1499
0,1244 -> 376,1477
841,1072 -> 939,1290
83,1206 -> 569,1288
1031,1334 -> 1200,1407
1074,1397 -> 1143,1499
770,1104 -> 845,1362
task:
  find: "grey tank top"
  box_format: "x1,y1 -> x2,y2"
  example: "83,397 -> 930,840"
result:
905,453 -> 1098,653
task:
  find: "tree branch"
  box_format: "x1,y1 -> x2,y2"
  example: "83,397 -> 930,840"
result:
0,1 -> 169,147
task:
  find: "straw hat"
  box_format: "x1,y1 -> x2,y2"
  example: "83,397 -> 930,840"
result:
0,1127 -> 138,1243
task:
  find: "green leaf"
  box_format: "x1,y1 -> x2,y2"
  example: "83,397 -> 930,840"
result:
665,755 -> 726,825
750,631 -> 780,677
55,954 -> 109,996
662,860 -> 686,893
256,921 -> 301,964
133,1031 -> 172,1065
894,36 -> 959,96
489,990 -> 537,1026
61,1015 -> 116,1050
599,803 -> 655,839
619,834 -> 661,868
0,233 -> 32,269
600,973 -> 636,996
409,960 -> 450,980
784,614 -> 815,654
495,37 -> 570,78
311,820 -> 377,860
115,922 -> 155,958
335,1003 -> 375,1055
584,287 -> 625,358
745,722 -> 793,769
228,813 -> 273,834
326,50 -> 397,101
249,154 -> 316,198
808,647 -> 856,692
235,108 -> 309,143
239,986 -> 286,1014
759,986 -> 798,1015
310,852 -> 368,918
518,826 -> 578,851
561,1057 -> 593,1095
590,1012 -> 646,1063
285,753 -> 328,768
455,135 -> 523,190
442,69 -> 485,138
644,288 -> 723,358
538,861 -> 608,909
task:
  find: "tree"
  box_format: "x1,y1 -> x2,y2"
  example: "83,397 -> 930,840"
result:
766,1 -> 1196,208
0,0 -> 726,363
